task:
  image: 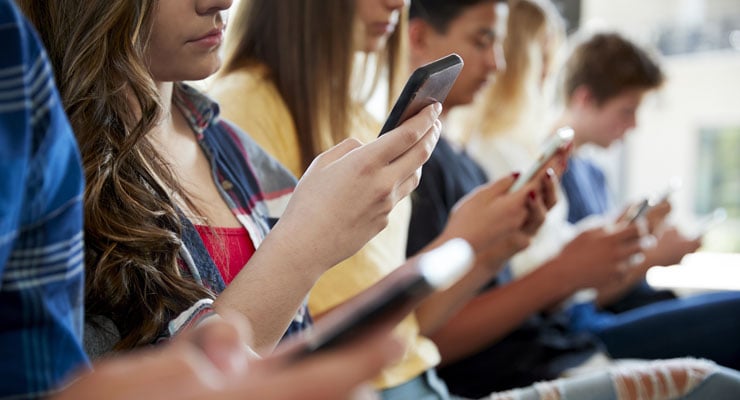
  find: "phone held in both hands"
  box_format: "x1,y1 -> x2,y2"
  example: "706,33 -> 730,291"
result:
509,126 -> 575,193
378,53 -> 464,137
292,238 -> 474,359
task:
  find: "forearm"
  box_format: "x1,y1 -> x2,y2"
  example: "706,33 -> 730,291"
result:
415,258 -> 500,337
413,232 -> 503,337
431,260 -> 577,364
213,226 -> 325,354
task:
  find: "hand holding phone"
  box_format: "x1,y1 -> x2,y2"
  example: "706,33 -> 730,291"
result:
292,238 -> 474,359
509,127 -> 574,193
378,53 -> 464,136
625,198 -> 652,224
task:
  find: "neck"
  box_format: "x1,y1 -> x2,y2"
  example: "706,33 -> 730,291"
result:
147,81 -> 191,145
157,81 -> 175,116
554,108 -> 587,149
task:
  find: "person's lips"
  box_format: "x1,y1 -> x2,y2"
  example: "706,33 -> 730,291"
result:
188,27 -> 224,48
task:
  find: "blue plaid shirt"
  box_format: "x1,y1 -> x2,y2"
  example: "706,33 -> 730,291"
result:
168,84 -> 312,339
0,1 -> 89,398
85,84 -> 313,352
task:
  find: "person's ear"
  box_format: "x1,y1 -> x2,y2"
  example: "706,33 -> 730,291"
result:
571,85 -> 596,110
408,19 -> 432,58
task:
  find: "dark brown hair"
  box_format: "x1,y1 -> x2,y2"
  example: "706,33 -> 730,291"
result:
409,0 -> 504,33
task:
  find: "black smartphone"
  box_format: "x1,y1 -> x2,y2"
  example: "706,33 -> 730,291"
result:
378,53 -> 464,136
293,238 -> 473,358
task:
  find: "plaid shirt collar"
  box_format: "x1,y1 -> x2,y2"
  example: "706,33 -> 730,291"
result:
173,83 -> 220,137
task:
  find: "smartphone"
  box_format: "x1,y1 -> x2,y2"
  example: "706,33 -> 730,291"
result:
625,198 -> 652,224
294,238 -> 473,358
693,208 -> 728,237
508,126 -> 574,193
378,53 -> 464,136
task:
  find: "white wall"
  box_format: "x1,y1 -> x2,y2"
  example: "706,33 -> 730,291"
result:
580,0 -> 740,251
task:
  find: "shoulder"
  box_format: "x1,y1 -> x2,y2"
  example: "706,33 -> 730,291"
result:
0,0 -> 82,256
569,156 -> 605,179
0,1 -> 48,75
427,137 -> 458,168
217,117 -> 297,181
209,65 -> 285,113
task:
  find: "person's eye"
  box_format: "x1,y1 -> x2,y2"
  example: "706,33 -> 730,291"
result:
473,36 -> 493,50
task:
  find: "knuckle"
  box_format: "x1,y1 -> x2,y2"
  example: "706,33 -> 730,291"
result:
357,158 -> 376,176
398,125 -> 420,148
343,137 -> 363,148
409,170 -> 422,189
373,185 -> 394,204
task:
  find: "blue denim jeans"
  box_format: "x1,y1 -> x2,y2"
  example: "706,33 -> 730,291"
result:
498,364 -> 740,400
681,366 -> 740,399
380,364 -> 740,399
380,369 -> 463,400
568,291 -> 740,369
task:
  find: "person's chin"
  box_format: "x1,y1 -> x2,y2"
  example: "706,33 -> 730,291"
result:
364,35 -> 389,53
195,59 -> 222,80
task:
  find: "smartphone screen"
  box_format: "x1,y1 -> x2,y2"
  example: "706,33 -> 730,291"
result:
378,53 -> 464,136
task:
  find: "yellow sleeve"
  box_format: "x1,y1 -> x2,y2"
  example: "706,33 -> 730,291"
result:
208,68 -> 304,177
210,70 -> 440,389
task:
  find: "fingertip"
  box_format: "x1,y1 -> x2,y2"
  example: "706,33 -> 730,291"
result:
433,102 -> 443,116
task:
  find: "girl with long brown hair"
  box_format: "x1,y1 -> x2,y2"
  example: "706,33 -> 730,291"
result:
18,0 -> 441,355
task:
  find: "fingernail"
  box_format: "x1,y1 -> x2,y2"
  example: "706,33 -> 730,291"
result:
546,168 -> 555,178
433,102 -> 442,115
528,190 -> 536,200
512,172 -> 520,179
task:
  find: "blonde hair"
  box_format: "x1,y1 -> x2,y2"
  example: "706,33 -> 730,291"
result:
221,0 -> 408,171
474,0 -> 565,146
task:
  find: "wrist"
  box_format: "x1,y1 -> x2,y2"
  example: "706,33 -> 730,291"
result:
540,257 -> 581,297
260,221 -> 328,282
